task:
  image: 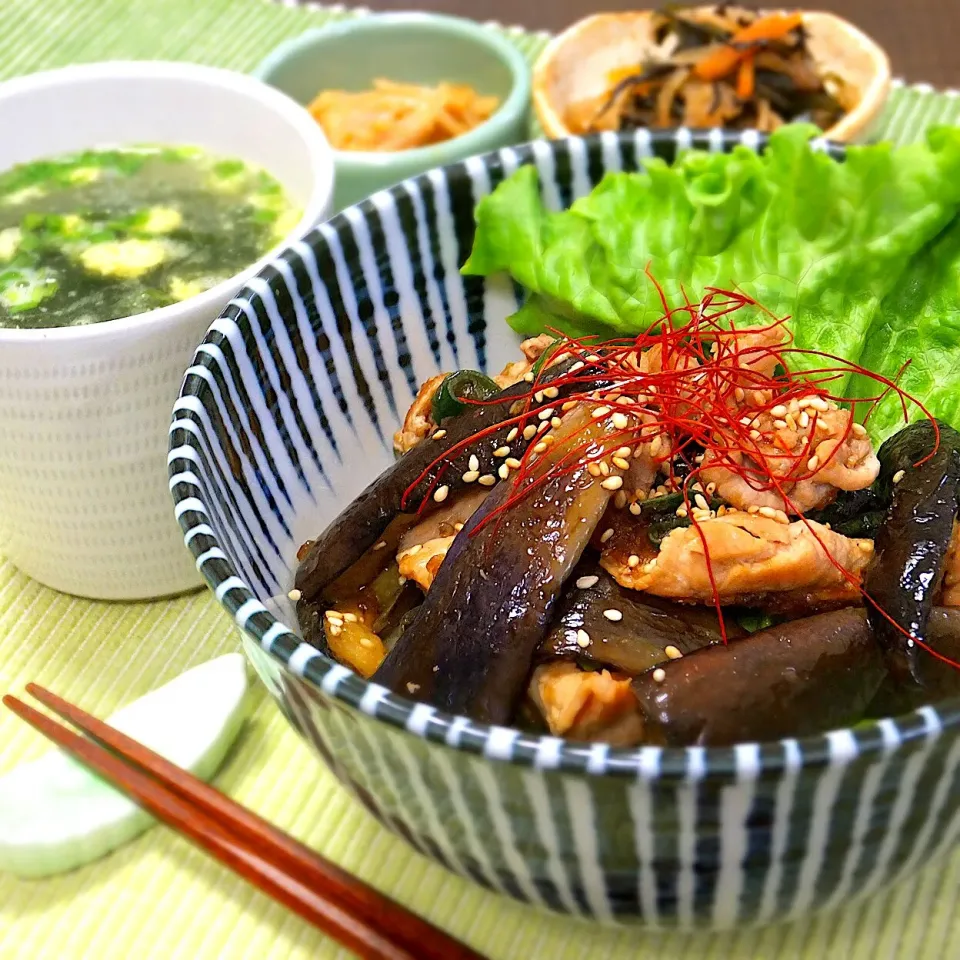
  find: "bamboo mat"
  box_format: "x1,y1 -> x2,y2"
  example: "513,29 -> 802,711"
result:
1,2 -> 959,957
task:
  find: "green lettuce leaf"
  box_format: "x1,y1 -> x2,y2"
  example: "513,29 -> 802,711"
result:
851,216 -> 960,443
462,125 -> 960,399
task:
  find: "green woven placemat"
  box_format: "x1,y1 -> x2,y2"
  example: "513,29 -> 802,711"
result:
1,1 -> 959,957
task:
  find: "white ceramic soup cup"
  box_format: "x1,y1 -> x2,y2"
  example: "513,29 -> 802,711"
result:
0,61 -> 335,600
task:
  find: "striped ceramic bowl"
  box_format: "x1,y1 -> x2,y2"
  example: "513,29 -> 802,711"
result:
168,129 -> 960,929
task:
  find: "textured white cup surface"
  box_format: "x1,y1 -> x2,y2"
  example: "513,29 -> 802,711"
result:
0,62 -> 335,600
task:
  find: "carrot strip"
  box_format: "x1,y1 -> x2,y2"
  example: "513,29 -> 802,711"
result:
693,12 -> 804,82
736,54 -> 756,101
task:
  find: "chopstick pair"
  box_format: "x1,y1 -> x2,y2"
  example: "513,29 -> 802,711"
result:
3,685 -> 484,960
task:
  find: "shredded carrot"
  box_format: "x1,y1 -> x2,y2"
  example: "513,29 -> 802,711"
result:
307,78 -> 500,152
736,53 -> 756,101
693,12 -> 804,82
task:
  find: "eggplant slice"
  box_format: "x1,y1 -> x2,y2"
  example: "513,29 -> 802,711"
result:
631,608 -> 884,746
539,560 -> 743,675
867,607 -> 960,717
865,420 -> 960,686
372,408 -> 618,724
295,357 -> 607,603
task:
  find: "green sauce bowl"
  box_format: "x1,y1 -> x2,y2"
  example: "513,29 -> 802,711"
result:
253,12 -> 532,211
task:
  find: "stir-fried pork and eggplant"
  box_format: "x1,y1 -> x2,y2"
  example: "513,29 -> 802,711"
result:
294,291 -> 960,747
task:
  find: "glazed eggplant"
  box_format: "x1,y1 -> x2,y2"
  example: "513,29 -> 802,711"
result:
866,607 -> 960,717
372,408 -> 618,724
539,560 -> 742,674
631,608 -> 884,746
865,420 -> 960,686
294,357 -> 607,603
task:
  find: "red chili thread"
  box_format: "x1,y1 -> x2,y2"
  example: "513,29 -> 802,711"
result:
400,279 -> 957,671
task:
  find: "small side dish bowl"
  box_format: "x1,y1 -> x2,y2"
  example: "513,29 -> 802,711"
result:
170,130 -> 959,930
532,9 -> 891,142
253,12 -> 532,210
0,61 -> 334,601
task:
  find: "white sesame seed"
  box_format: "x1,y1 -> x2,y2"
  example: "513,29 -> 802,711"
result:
494,446 -> 510,457
600,527 -> 615,543
601,476 -> 624,491
612,412 -> 629,430
627,554 -> 640,568
652,668 -> 667,683
462,470 -> 480,483
432,429 -> 447,440
287,588 -> 302,602
576,629 -> 591,648
576,575 -> 599,589
893,469 -> 905,484
603,609 -> 623,621
665,645 -> 683,660
506,427 -> 519,442
478,474 -> 496,486
433,485 -> 450,503
498,464 -> 510,480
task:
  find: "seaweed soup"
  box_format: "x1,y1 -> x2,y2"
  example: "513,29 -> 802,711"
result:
0,145 -> 299,329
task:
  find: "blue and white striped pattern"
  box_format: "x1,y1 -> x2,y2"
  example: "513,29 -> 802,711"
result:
169,129 -> 960,928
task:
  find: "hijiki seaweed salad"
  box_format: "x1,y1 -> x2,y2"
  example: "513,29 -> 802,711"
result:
294,125 -> 960,747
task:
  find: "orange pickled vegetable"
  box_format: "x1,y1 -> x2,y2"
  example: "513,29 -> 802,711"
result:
693,12 -> 804,82
307,79 -> 499,153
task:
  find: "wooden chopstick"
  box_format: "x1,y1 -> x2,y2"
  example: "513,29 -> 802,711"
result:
3,687 -> 485,960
